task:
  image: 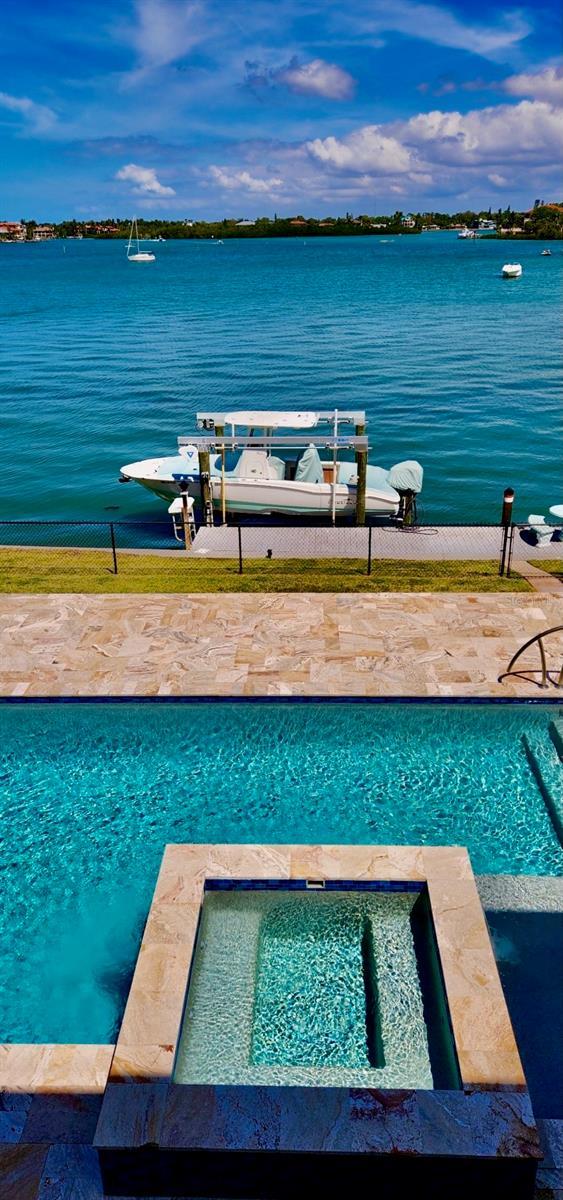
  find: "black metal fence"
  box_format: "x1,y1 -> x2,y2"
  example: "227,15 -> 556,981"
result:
2,517 -> 559,590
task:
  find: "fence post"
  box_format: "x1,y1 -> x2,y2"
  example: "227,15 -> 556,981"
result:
110,522 -> 118,574
499,524 -> 508,577
237,524 -> 243,574
506,523 -> 515,578
367,524 -> 373,576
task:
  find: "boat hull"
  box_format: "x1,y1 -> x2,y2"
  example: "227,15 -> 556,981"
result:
121,463 -> 400,516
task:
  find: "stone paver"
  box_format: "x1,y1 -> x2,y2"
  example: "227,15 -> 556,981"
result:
1,592 -> 562,697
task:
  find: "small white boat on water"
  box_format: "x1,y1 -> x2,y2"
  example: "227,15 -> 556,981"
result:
502,263 -> 522,278
541,248 -> 552,256
126,218 -> 155,262
120,410 -> 423,521
458,228 -> 477,239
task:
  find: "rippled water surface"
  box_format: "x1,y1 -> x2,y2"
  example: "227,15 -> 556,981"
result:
0,235 -> 561,521
0,700 -> 560,1042
174,890 -> 433,1089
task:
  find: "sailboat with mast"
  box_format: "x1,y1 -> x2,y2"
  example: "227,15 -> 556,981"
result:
126,218 -> 155,263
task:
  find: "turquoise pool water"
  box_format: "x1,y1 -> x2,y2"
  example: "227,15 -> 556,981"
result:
0,700 -> 561,1043
174,889 -> 434,1090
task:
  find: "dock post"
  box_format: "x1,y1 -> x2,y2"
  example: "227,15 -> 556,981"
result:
215,425 -> 226,525
355,423 -> 367,525
237,524 -> 243,574
179,481 -> 192,551
198,449 -> 214,527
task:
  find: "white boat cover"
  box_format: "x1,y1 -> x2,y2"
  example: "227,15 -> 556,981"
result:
232,450 -> 285,480
387,460 -> 424,493
295,444 -> 324,484
337,461 -> 394,492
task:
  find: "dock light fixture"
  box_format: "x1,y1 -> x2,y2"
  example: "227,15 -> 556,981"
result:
501,487 -> 515,527
499,487 -> 515,576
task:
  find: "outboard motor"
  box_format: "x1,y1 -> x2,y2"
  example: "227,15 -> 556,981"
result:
387,460 -> 424,525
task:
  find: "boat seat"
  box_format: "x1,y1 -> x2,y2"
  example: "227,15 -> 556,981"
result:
231,450 -> 285,480
295,444 -> 323,484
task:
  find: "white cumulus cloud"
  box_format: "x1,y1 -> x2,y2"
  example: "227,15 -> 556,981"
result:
398,100 -> 563,165
115,162 -> 176,195
209,166 -> 283,194
488,172 -> 508,186
0,91 -> 56,134
278,58 -> 355,101
503,66 -> 563,105
307,125 -> 411,173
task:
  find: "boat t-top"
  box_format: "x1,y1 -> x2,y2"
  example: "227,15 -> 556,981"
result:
541,248 -> 552,256
119,409 -> 423,524
126,218 -> 155,262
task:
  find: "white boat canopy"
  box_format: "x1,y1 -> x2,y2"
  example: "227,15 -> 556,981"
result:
196,409 -> 366,430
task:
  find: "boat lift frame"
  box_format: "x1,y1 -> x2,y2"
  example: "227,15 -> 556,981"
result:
176,434 -> 370,528
178,408 -> 369,527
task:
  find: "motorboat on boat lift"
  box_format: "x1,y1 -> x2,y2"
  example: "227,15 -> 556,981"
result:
119,410 -> 423,522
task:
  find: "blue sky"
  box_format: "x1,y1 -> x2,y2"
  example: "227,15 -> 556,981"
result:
1,0 -> 562,219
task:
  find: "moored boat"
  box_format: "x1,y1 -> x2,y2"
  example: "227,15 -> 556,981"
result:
120,410 -> 423,522
501,263 -> 522,278
126,218 -> 156,262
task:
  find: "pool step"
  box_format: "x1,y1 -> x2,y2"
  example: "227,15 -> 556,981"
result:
549,716 -> 563,762
523,730 -> 563,847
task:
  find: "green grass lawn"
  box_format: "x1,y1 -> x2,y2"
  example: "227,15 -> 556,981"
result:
0,547 -> 531,593
532,559 -> 563,581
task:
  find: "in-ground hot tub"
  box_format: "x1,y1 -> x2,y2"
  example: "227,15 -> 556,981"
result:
96,844 -> 541,1200
174,884 -> 459,1091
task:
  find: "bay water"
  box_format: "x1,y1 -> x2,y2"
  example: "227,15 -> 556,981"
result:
0,233 -> 560,523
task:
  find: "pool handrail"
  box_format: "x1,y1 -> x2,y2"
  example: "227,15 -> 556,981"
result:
499,624 -> 563,689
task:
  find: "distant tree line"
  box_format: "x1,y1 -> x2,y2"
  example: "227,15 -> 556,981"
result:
27,203 -> 563,241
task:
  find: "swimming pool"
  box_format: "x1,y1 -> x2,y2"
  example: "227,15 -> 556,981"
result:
174,888 -> 439,1090
0,700 -> 561,1043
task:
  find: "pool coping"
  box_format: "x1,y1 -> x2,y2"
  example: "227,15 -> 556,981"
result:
94,843 -> 539,1168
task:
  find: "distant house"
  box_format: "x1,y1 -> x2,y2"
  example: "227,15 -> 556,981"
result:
318,220 -> 334,227
478,219 -> 496,232
0,221 -> 26,242
401,215 -> 416,228
289,218 -> 307,227
236,219 -> 255,227
33,224 -> 55,240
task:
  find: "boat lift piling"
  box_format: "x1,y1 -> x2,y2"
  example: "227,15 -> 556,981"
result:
355,420 -> 367,526
215,425 -> 227,525
197,448 -> 214,527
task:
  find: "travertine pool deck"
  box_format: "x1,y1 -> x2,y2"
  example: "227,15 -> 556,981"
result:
1,592 -> 562,697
